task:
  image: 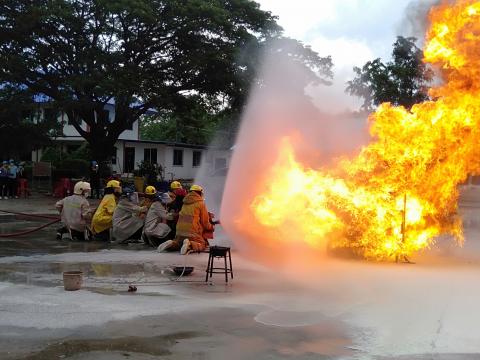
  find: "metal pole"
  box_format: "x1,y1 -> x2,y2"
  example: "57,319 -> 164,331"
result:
402,193 -> 407,244
396,193 -> 407,263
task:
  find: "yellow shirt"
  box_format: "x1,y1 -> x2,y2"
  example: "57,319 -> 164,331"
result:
91,194 -> 117,234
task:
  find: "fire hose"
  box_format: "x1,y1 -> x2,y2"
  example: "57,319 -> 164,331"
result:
0,210 -> 60,238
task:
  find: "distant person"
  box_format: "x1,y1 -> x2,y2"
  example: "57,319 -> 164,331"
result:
89,161 -> 101,199
112,187 -> 147,244
55,181 -> 93,241
140,185 -> 157,210
158,185 -> 214,255
91,180 -> 122,241
7,159 -> 18,199
18,162 -> 25,178
143,192 -> 174,247
0,161 -> 8,199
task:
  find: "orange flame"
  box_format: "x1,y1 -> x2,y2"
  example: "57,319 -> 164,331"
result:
248,1 -> 480,260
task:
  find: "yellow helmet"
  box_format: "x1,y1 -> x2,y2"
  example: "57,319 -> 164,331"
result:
106,180 -> 121,188
145,185 -> 156,195
170,181 -> 182,190
190,184 -> 203,192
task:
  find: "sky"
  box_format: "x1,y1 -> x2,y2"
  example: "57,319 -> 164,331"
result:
255,0 -> 434,111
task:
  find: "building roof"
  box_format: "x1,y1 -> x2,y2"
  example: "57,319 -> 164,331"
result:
121,138 -> 230,150
32,93 -> 156,115
121,139 -> 208,149
54,137 -> 231,150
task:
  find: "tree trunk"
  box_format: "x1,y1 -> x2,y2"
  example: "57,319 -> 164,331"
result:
87,133 -> 117,178
67,104 -> 132,176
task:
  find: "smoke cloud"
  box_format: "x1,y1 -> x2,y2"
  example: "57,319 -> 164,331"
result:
396,0 -> 442,43
219,39 -> 369,267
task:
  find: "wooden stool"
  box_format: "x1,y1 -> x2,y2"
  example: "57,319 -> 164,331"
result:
205,246 -> 233,283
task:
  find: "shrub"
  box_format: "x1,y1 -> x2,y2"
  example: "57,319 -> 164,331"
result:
53,159 -> 90,179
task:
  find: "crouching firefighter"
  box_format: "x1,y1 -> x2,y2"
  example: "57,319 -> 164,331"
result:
112,187 -> 147,244
55,181 -> 93,241
158,185 -> 214,255
143,192 -> 174,247
91,180 -> 122,241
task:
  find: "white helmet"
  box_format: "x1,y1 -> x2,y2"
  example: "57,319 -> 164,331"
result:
74,181 -> 91,196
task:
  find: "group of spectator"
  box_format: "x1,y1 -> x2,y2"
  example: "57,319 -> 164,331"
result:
0,160 -> 23,199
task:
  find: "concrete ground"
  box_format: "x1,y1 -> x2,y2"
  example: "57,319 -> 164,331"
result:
1,191 -> 480,359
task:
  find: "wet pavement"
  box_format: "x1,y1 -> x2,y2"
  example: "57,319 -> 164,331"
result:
0,201 -> 354,360
1,195 -> 480,359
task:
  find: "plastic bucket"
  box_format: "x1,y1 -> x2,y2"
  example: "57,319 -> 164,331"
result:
63,271 -> 83,291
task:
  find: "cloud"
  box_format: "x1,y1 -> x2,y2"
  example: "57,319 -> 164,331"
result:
306,36 -> 375,111
257,0 -> 415,62
255,0 -> 430,111
257,0 -> 340,40
309,36 -> 374,70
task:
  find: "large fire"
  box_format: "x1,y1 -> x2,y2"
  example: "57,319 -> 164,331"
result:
249,1 -> 480,260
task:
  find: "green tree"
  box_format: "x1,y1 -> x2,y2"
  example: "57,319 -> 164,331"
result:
346,36 -> 433,111
0,0 -> 332,162
141,36 -> 334,146
140,99 -> 236,146
0,87 -> 61,160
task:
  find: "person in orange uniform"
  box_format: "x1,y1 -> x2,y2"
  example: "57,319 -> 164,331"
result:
91,180 -> 122,241
157,184 -> 214,255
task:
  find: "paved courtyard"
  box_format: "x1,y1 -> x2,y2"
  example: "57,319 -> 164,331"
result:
1,192 -> 480,359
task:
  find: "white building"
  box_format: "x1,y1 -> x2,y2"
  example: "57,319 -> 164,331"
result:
115,138 -> 231,181
32,102 -> 231,180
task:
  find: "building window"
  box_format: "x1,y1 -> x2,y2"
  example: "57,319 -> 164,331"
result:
144,148 -> 157,164
100,109 -> 110,122
66,144 -> 80,154
173,149 -> 183,166
112,147 -> 117,165
43,108 -> 58,123
124,147 -> 135,173
192,151 -> 202,167
67,113 -> 78,125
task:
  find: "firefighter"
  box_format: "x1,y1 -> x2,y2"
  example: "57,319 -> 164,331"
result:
55,181 -> 93,241
143,192 -> 174,247
112,187 -> 147,244
91,179 -> 122,241
158,184 -> 214,255
168,181 -> 187,213
140,185 -> 157,210
167,180 -> 187,238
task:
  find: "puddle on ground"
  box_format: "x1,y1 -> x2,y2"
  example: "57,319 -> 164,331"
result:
379,355 -> 480,360
83,286 -> 175,297
254,309 -> 328,327
19,331 -> 202,360
66,351 -> 164,360
0,259 -> 208,296
0,306 -> 354,360
0,261 -> 164,286
0,216 -> 145,257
